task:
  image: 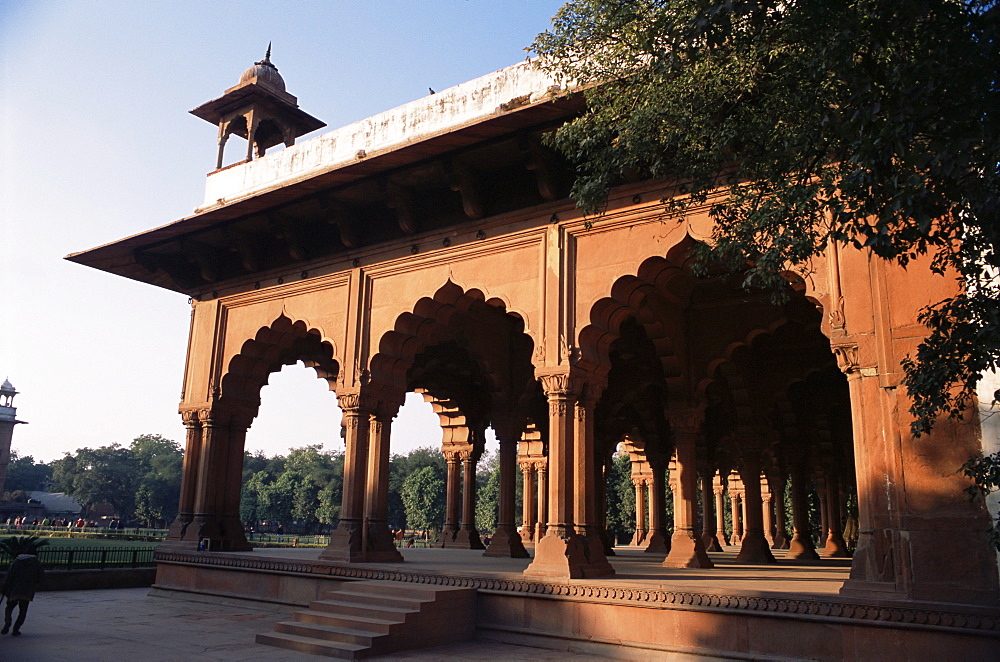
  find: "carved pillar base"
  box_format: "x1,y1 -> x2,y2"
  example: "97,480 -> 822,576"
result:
663,531 -> 714,568
186,514 -> 251,552
160,513 -> 198,551
520,527 -> 535,546
736,529 -> 777,564
702,531 -> 723,552
630,529 -> 648,547
822,529 -> 851,558
598,527 -> 616,556
483,524 -> 530,558
787,531 -> 820,560
772,530 -> 790,549
450,525 -> 486,550
524,531 -> 615,579
642,529 -> 670,554
321,519 -> 366,562
437,524 -> 459,547
366,520 -> 403,562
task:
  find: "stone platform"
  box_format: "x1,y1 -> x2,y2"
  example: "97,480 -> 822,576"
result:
154,546 -> 999,660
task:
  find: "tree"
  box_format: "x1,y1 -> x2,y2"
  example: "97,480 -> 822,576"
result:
62,444 -> 137,519
130,434 -> 182,526
475,466 -> 501,533
534,0 -> 1000,544
400,465 -> 446,532
389,447 -> 446,530
3,453 -> 51,493
605,452 -> 636,544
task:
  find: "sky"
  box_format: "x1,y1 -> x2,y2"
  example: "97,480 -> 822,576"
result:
0,0 -> 567,463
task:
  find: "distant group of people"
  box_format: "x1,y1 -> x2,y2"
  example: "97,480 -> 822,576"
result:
3,517 -> 94,529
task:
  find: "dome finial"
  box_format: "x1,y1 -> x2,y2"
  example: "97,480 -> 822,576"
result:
265,42 -> 272,63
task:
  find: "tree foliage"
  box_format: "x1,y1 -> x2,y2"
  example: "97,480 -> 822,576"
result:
605,452 -> 636,543
46,434 -> 183,525
475,465 -> 501,532
400,465 -> 446,532
532,0 -> 1000,433
3,453 -> 52,493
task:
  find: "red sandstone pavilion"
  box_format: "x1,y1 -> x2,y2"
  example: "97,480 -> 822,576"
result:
68,51 -> 998,659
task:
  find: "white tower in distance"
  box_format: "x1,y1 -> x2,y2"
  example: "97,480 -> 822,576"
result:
0,379 -> 27,495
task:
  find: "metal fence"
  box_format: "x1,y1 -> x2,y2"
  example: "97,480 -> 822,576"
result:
0,547 -> 157,572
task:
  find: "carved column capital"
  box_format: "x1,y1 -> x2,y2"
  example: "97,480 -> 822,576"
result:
180,408 -> 202,428
831,343 -> 860,375
669,407 -> 705,437
538,372 -> 576,398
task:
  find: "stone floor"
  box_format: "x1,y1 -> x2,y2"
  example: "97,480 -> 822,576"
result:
0,587 -> 716,661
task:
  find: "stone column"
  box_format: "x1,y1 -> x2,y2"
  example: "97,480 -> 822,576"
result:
644,461 -> 670,554
817,474 -> 829,549
714,473 -> 729,546
162,409 -> 204,549
245,112 -> 259,161
771,473 -> 790,549
822,473 -> 850,558
220,415 -> 252,551
454,448 -> 485,549
631,479 -> 648,546
189,407 -> 251,552
787,462 -> 819,560
830,251 -> 1000,605
573,394 -> 608,569
441,452 -> 461,546
736,456 -> 776,564
484,426 -> 529,558
761,475 -> 775,547
663,419 -> 712,567
365,411 -> 403,562
322,393 -> 370,562
519,461 -> 536,544
701,470 -> 722,552
535,461 -> 548,543
729,490 -> 743,546
526,373 -> 613,578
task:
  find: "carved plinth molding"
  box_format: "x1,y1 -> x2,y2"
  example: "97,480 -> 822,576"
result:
155,551 -> 1000,635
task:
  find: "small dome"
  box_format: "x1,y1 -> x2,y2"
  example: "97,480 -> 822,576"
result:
239,46 -> 285,92
0,379 -> 14,393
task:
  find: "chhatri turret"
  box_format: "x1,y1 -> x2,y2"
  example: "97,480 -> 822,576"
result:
191,44 -> 325,170
0,379 -> 27,495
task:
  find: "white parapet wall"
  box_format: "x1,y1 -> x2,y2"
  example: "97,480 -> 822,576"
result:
199,60 -> 564,212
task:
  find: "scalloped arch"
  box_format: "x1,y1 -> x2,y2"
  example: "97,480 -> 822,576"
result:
219,314 -> 339,418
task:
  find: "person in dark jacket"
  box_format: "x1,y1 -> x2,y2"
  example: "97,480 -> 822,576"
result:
1,551 -> 45,636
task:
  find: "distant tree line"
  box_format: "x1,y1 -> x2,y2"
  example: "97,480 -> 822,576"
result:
2,434 -> 183,527
2,436 -> 657,542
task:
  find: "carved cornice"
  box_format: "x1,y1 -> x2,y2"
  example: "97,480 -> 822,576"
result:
155,551 -> 1000,635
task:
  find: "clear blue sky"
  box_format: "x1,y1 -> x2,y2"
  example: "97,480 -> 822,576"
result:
0,0 -> 566,462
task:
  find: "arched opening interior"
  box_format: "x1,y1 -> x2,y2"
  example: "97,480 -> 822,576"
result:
582,239 -> 856,574
369,282 -> 537,556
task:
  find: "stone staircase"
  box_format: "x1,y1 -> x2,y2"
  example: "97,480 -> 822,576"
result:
256,580 -> 477,658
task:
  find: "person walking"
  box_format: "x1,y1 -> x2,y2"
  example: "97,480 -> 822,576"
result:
1,538 -> 46,636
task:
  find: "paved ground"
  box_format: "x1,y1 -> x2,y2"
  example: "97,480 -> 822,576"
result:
0,587 -> 628,661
